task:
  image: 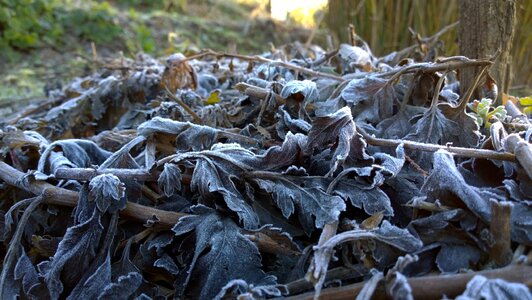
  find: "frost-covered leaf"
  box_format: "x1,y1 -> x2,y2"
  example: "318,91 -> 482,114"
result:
275,106 -> 311,139
377,105 -> 426,139
14,248 -> 42,298
214,279 -> 288,300
176,146 -> 259,229
67,255 -> 111,300
39,213 -> 103,299
440,98 -> 482,147
138,117 -> 219,151
334,179 -> 393,216
404,106 -> 459,167
170,133 -> 308,229
89,174 -> 126,213
280,80 -> 319,103
331,145 -> 404,216
153,254 -> 179,275
340,76 -> 390,123
172,205 -> 274,299
253,175 -> 345,235
374,221 -> 423,252
456,275 -> 532,300
158,163 -> 182,197
306,106 -> 368,175
423,151 -> 532,244
98,272 -> 143,300
338,44 -> 373,72
307,220 -> 422,296
38,139 -> 112,175
435,244 -> 480,273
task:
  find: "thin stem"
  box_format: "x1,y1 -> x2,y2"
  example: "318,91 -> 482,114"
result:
0,161 -> 188,226
164,87 -> 203,124
452,65 -> 490,114
286,264 -> 532,300
179,49 -> 344,81
0,162 -> 289,256
234,82 -> 285,103
357,127 -> 516,162
55,168 -> 161,182
374,58 -> 493,82
287,266 -> 367,295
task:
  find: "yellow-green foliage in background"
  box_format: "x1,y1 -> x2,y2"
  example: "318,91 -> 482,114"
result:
324,0 -> 531,90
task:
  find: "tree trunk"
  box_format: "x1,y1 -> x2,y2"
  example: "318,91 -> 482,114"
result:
459,0 -> 516,104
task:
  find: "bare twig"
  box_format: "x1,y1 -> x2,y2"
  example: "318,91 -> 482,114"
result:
0,162 -> 292,256
357,127 -> 516,162
55,168 -> 161,182
164,86 -> 203,124
234,82 -> 285,103
311,49 -> 339,67
422,21 -> 459,44
404,155 -> 429,176
287,266 -> 367,295
0,161 -> 188,226
375,57 -> 493,83
179,49 -> 344,82
286,264 -> 532,300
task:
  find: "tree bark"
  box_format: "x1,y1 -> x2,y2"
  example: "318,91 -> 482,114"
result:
459,0 -> 517,104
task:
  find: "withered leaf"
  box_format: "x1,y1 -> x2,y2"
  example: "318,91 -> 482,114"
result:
172,205 -> 274,299
280,80 -> 319,103
338,44 -> 373,72
174,144 -> 260,229
38,213 -> 103,299
436,244 -> 480,273
340,76 -> 390,123
2,28 -> 530,300
253,175 -> 346,235
160,53 -> 197,92
422,151 -> 532,244
456,275 -> 532,300
138,117 -> 219,152
97,272 -> 143,300
158,163 -> 182,197
38,140 -> 112,176
89,174 -> 126,213
306,106 -> 367,175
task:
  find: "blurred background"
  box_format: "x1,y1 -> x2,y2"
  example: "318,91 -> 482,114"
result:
0,0 -> 530,103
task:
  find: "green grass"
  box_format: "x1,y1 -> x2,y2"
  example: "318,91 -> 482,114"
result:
1,0 -> 529,103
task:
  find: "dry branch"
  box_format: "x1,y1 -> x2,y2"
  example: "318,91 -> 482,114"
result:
180,49 -> 344,82
286,264 -> 532,300
357,127 -> 516,162
0,161 -> 294,255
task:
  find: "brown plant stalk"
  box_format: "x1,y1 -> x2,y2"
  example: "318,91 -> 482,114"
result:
286,264 -> 532,300
0,161 -> 291,255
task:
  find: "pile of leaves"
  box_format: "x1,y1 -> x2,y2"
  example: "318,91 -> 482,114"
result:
0,34 -> 531,300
